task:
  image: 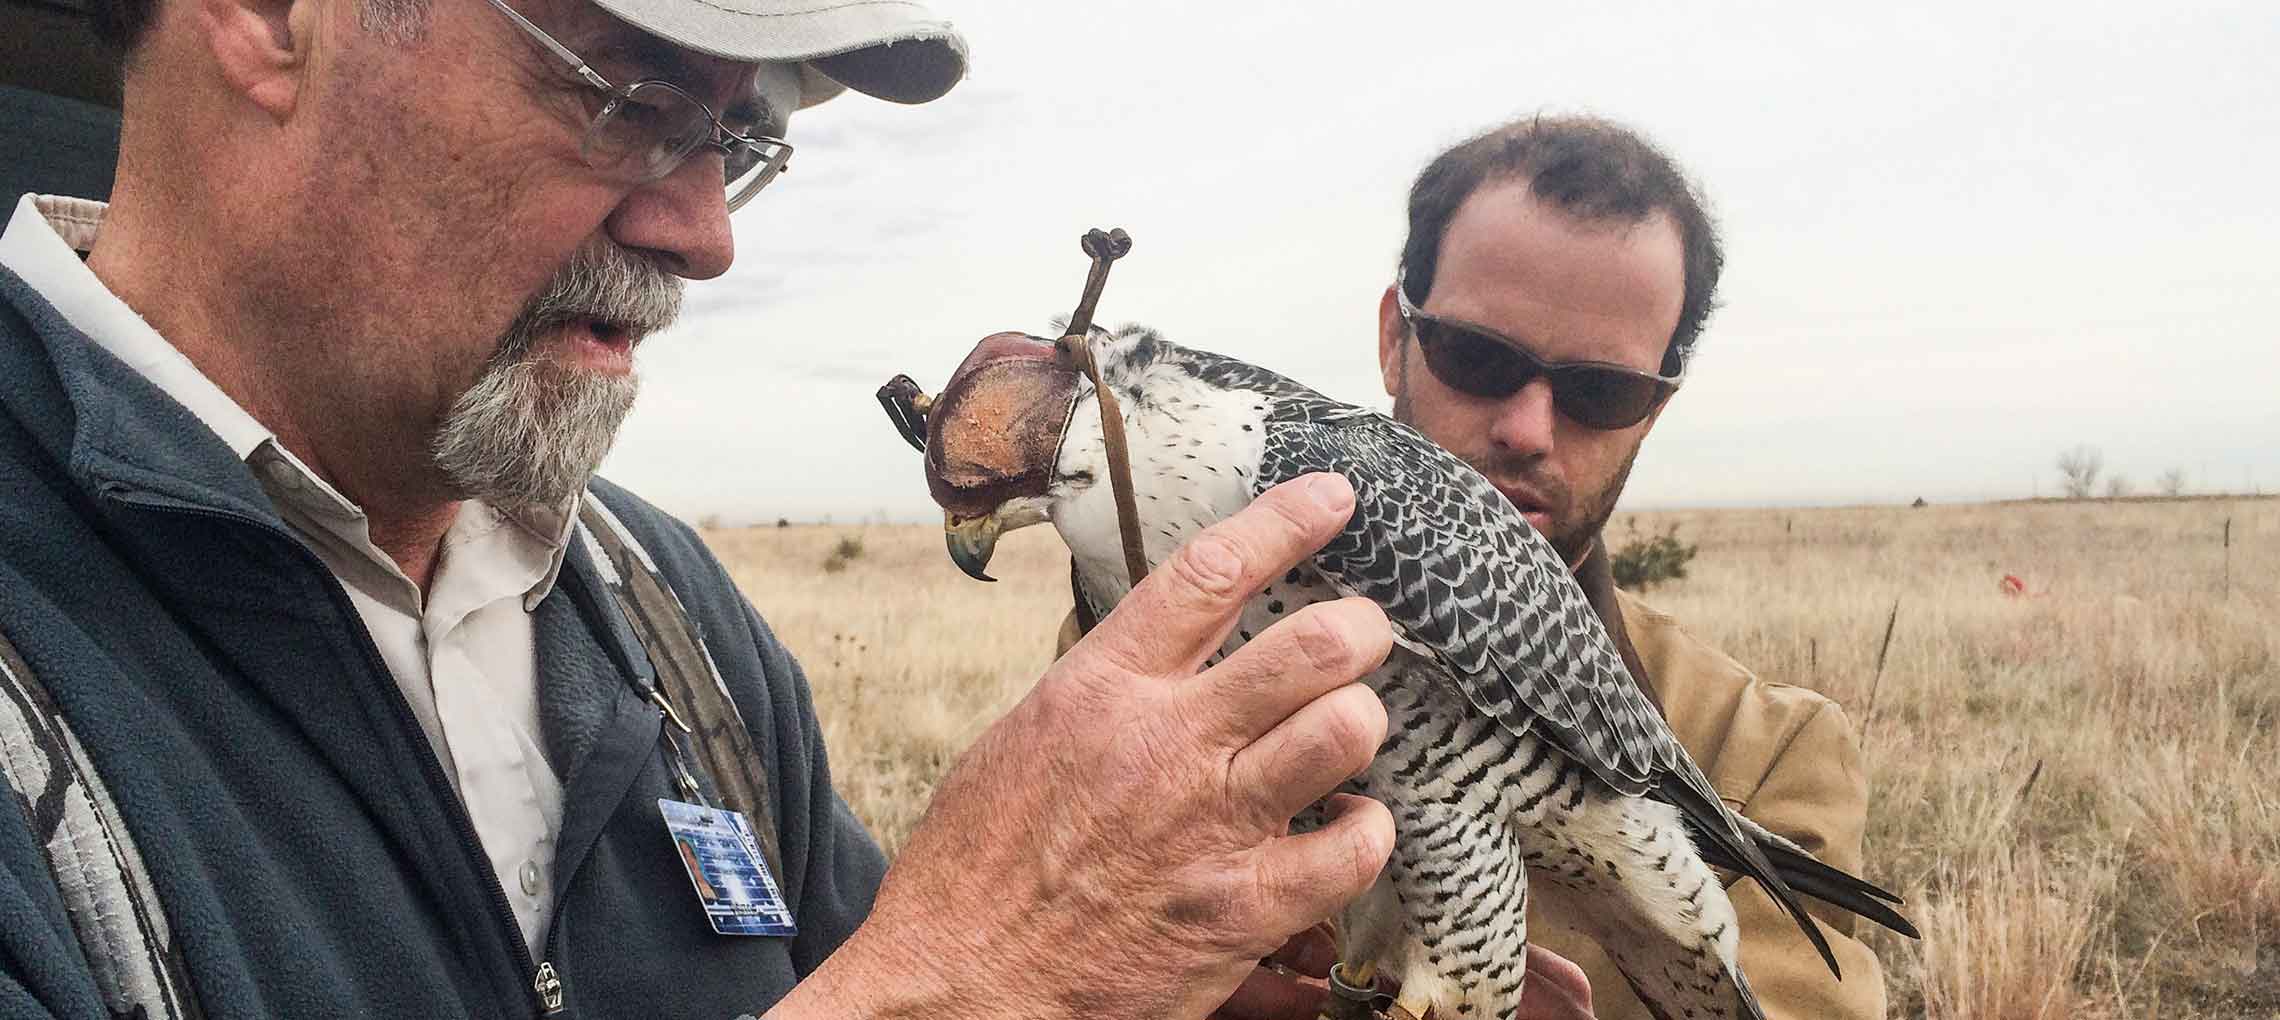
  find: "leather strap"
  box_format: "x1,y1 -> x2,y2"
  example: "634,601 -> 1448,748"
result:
575,494 -> 784,883
1058,331 -> 1149,588
1056,228 -> 1148,589
0,624 -> 200,1018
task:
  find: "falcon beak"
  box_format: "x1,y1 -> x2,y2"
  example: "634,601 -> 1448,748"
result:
945,510 -> 1004,583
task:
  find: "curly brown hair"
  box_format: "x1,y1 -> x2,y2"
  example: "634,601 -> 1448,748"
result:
1397,114 -> 1723,376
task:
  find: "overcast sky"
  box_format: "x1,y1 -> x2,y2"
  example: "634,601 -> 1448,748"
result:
601,0 -> 2280,524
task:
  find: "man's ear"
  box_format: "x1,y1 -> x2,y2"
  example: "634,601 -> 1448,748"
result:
1376,283 -> 1406,399
199,0 -> 319,118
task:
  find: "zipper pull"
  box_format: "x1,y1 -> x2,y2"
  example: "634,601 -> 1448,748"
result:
534,961 -> 565,1015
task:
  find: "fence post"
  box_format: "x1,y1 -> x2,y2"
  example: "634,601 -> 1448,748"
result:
2223,516 -> 2231,598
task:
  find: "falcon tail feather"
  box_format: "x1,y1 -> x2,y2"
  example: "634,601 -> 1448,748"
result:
1693,814 -> 1923,941
1654,772 -> 1844,978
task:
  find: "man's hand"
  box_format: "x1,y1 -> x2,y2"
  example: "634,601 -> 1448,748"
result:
776,473 -> 1396,1020
1211,927 -> 1596,1020
1509,946 -> 1594,1020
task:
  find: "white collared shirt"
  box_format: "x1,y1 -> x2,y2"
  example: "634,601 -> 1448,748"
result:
2,193 -> 572,955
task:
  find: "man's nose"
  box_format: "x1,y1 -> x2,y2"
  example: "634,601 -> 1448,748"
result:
604,151 -> 737,280
1487,376 -> 1560,458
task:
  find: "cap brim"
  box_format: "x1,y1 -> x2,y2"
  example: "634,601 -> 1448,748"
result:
584,0 -> 968,107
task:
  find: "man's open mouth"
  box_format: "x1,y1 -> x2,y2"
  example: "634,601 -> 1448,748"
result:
587,313 -> 638,343
563,316 -> 642,373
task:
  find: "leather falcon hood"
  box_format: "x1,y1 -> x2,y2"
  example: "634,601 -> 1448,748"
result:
922,331 -> 1082,519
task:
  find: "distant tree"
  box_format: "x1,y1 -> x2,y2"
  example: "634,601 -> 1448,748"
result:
2157,467 -> 2187,497
2104,475 -> 2133,499
776,517 -> 791,529
2057,445 -> 2104,499
698,513 -> 723,531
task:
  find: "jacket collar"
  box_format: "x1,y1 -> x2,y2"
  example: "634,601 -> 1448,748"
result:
0,262 -> 283,526
1,260 -> 579,611
1573,530 -> 1661,715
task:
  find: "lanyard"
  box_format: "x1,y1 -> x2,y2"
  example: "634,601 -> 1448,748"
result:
647,686 -> 709,807
569,495 -> 786,883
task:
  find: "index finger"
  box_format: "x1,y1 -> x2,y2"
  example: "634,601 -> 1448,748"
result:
1078,472 -> 1355,679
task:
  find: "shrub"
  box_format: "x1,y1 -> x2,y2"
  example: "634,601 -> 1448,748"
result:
823,534 -> 866,574
1611,523 -> 1697,590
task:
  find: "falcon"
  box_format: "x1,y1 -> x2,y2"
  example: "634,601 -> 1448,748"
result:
887,325 -> 1916,1020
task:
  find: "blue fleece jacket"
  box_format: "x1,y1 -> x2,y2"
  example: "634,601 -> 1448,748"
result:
0,264 -> 887,1019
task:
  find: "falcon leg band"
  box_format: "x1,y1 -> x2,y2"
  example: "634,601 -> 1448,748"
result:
1324,961 -> 1401,1020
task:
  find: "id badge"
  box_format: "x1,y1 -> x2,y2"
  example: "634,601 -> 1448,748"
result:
659,799 -> 797,936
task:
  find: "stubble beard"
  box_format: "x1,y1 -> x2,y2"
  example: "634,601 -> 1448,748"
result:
1393,358 -> 1638,566
431,243 -> 682,512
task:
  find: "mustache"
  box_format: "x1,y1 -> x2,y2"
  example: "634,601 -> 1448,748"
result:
1392,389 -> 1570,512
1472,452 -> 1571,510
497,243 -> 685,360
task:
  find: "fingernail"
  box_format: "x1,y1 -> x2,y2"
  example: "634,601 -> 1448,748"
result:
1307,473 -> 1353,511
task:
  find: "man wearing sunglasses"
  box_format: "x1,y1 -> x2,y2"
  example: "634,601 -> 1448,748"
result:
0,0 -> 1408,1016
1372,114 -> 1888,1019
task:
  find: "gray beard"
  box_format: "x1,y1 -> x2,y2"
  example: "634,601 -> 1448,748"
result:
432,243 -> 680,512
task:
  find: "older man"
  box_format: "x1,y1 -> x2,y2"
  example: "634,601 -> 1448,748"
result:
0,0 -> 1401,1017
1376,114 -> 1888,1019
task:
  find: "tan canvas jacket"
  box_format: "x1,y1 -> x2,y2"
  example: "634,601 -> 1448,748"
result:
1533,587 -> 1885,1020
1051,542 -> 1885,1020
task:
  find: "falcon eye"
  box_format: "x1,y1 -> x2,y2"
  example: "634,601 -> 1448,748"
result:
1061,470 -> 1097,485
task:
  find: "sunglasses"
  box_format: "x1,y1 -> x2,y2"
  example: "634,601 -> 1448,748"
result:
1394,279 -> 1683,430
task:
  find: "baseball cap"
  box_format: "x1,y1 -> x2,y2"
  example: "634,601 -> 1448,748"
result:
582,0 -> 968,109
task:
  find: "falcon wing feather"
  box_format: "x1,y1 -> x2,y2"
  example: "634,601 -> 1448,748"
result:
1248,395 -> 1842,973
1118,340 -> 1869,974
1255,400 -> 1678,796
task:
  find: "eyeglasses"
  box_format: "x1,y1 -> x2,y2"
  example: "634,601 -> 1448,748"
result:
485,0 -> 793,212
1394,277 -> 1682,430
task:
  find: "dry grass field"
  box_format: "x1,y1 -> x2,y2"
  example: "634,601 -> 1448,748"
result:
704,496 -> 2280,1019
